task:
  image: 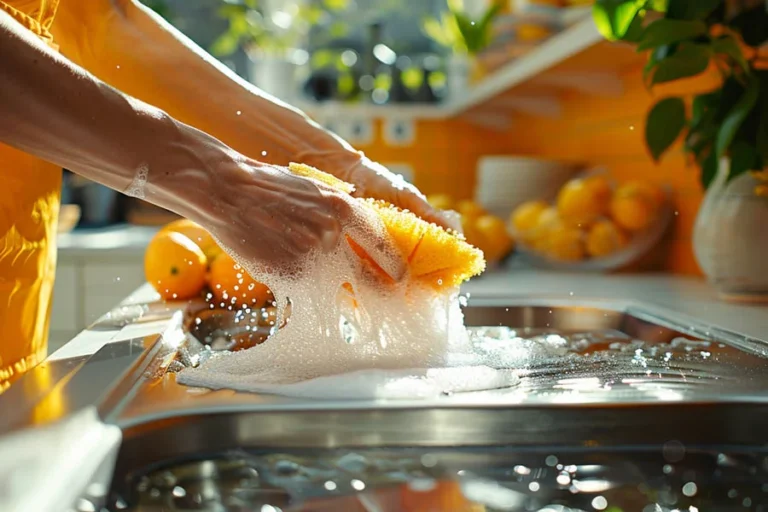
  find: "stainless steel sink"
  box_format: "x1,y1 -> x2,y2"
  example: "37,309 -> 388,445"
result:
1,298 -> 767,511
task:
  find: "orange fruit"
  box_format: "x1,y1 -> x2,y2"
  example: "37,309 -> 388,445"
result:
544,224 -> 586,262
474,214 -> 515,262
586,219 -> 630,257
610,181 -> 662,231
426,194 -> 454,211
160,218 -> 222,261
510,200 -> 549,234
208,252 -> 274,308
525,206 -> 560,251
557,176 -> 612,228
145,231 -> 207,300
456,200 -> 486,220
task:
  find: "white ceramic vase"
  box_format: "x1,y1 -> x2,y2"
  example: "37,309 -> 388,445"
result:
693,158 -> 768,303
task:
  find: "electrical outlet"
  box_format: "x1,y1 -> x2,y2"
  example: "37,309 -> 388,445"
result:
330,118 -> 374,145
383,118 -> 415,146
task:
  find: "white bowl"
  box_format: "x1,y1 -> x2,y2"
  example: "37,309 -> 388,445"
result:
475,156 -> 579,218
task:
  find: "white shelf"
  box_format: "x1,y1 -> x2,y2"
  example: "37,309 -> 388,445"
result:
297,16 -> 601,122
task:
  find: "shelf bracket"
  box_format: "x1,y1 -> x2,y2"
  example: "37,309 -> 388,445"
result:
534,71 -> 624,97
459,111 -> 513,132
493,95 -> 562,118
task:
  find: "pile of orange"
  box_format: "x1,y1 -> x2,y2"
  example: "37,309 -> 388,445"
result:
426,195 -> 515,266
509,176 -> 665,262
144,219 -> 273,307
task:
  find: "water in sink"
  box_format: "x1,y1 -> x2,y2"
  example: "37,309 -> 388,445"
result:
108,445 -> 768,511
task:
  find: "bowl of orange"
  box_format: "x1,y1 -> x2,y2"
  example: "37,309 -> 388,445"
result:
508,174 -> 672,271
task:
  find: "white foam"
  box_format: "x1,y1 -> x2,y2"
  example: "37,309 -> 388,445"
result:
178,201 -> 518,398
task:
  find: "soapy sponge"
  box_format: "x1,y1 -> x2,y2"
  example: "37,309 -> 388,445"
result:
287,163 -> 486,288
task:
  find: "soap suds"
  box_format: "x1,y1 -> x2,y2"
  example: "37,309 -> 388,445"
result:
178,201 -> 518,398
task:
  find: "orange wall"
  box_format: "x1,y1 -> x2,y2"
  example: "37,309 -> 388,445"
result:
353,51 -> 721,275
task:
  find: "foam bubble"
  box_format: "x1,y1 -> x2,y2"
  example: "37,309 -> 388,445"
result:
178,201 -> 517,398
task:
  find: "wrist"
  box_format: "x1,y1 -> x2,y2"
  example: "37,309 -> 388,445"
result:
141,116 -> 232,223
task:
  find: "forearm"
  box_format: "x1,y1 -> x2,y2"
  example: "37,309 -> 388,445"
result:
0,10 -> 221,223
53,0 -> 363,173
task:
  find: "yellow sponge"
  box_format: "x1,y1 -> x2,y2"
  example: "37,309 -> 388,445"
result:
288,162 -> 486,288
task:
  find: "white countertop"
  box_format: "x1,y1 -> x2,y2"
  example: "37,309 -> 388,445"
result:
57,224 -> 159,258
49,266 -> 768,363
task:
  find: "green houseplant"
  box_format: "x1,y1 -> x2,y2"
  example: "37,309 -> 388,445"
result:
594,0 -> 768,301
422,0 -> 502,100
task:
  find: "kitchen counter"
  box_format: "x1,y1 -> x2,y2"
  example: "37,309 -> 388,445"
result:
57,224 -> 160,259
48,267 -> 768,363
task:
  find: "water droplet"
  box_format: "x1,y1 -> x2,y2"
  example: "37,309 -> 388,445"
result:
569,291 -> 574,296
116,64 -> 121,69
629,125 -> 635,131
324,481 -> 337,491
351,479 -> 365,491
682,482 -> 697,497
663,464 -> 673,474
236,110 -> 242,115
421,454 -> 438,467
262,150 -> 268,156
172,486 -> 186,497
528,481 -> 540,492
546,455 -> 558,466
591,496 -> 608,510
514,465 -> 531,475
728,488 -> 739,499
663,440 -> 685,462
743,497 -> 752,507
557,472 -> 571,486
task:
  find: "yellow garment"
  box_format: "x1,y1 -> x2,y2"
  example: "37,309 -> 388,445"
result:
0,0 -> 61,391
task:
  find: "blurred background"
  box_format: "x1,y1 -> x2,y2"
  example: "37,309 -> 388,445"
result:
58,0 -> 763,345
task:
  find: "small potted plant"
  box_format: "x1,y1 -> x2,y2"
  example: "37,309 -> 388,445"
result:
210,0 -> 315,103
594,0 -> 768,302
422,0 -> 502,100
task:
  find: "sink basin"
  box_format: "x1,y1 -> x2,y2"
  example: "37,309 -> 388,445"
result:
2,298 -> 767,511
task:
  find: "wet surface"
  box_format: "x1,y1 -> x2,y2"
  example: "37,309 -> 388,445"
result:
108,446 -> 768,511
98,303 -> 768,512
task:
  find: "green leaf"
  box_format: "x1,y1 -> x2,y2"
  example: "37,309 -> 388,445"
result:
638,19 -> 707,51
643,44 -> 671,85
209,32 -> 241,56
712,36 -> 750,74
757,75 -> 768,165
700,150 -> 718,189
716,76 -> 760,159
666,0 -> 721,20
646,97 -> 687,161
592,0 -> 644,41
623,14 -> 645,43
728,140 -> 759,182
650,44 -> 710,85
691,90 -> 720,128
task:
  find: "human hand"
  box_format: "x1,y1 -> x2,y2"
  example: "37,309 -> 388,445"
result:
197,156 -> 405,280
332,155 -> 462,233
